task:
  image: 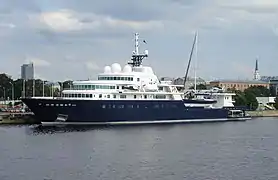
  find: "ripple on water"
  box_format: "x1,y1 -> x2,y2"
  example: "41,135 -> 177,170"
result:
1,119 -> 278,180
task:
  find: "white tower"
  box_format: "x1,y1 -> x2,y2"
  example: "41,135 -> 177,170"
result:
254,59 -> 260,80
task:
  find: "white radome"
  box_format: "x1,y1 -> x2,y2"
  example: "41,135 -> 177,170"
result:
104,66 -> 112,73
123,65 -> 132,73
111,63 -> 122,73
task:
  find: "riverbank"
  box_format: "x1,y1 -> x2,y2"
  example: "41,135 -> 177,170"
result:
0,113 -> 39,125
246,110 -> 278,117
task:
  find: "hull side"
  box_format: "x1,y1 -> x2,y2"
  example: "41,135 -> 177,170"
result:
21,98 -> 246,124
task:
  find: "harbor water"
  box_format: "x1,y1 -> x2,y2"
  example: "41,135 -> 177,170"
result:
1,117 -> 278,180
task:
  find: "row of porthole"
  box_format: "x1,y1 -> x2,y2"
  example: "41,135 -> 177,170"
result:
41,103 -> 77,107
101,104 -> 178,109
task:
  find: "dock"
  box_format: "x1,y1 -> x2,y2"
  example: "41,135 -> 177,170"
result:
246,110 -> 278,118
0,112 -> 37,125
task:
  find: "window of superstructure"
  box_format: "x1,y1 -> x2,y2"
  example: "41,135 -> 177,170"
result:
107,95 -> 110,98
155,95 -> 166,99
137,78 -> 140,82
120,95 -> 126,98
99,94 -> 102,98
113,94 -> 116,98
134,95 -> 136,99
144,95 -> 147,99
78,94 -> 81,98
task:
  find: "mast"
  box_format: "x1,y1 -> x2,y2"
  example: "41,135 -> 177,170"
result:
183,31 -> 198,89
135,33 -> 139,55
194,31 -> 198,91
128,33 -> 148,67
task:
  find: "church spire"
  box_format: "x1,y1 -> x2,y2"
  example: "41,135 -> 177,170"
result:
254,58 -> 260,80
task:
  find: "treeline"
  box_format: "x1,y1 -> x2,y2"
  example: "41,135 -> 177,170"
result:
0,73 -> 73,100
190,84 -> 278,111
232,86 -> 277,110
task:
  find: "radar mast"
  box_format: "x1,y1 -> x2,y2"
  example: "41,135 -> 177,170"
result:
128,33 -> 148,67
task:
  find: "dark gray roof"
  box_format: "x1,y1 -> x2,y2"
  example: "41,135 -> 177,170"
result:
210,79 -> 269,84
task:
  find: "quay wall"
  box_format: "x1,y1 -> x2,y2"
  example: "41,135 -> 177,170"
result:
246,110 -> 278,117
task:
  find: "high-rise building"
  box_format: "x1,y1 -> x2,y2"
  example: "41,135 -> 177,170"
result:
254,59 -> 260,80
21,63 -> 34,80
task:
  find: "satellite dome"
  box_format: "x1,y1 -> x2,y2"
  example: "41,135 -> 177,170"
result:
104,66 -> 112,73
123,65 -> 132,73
111,63 -> 122,73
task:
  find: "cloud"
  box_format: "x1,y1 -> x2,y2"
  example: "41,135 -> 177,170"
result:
24,58 -> 51,67
85,61 -> 100,71
0,23 -> 15,28
0,0 -> 277,81
30,9 -> 164,34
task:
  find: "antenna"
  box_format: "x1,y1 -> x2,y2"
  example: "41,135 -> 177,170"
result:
135,33 -> 139,55
128,33 -> 148,67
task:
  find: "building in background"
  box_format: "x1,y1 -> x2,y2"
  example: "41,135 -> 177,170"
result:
172,77 -> 206,86
261,76 -> 278,96
209,79 -> 269,91
21,63 -> 34,80
253,59 -> 260,80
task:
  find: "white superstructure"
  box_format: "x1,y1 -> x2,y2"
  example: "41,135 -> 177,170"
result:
55,33 -> 235,108
61,33 -> 184,101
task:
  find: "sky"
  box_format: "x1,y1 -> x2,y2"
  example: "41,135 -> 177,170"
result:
0,0 -> 277,81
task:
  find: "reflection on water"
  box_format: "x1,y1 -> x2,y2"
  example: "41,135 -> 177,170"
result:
1,118 -> 278,180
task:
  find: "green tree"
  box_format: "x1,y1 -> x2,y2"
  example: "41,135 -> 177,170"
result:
244,86 -> 270,97
234,92 -> 247,106
244,91 -> 258,110
0,73 -> 74,99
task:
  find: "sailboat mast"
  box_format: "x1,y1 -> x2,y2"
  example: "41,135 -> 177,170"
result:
194,31 -> 198,91
183,31 -> 198,89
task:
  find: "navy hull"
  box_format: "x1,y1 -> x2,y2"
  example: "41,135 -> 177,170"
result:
21,98 -> 249,125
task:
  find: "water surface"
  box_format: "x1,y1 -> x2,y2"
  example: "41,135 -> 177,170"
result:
1,117 -> 278,180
